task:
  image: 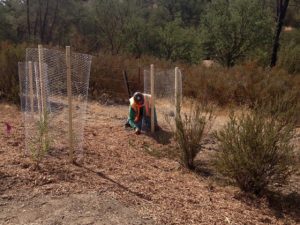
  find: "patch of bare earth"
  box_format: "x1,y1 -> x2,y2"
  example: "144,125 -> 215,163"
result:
0,103 -> 299,225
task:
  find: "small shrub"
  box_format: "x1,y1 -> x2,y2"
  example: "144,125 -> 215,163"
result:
29,111 -> 50,167
175,103 -> 214,170
278,29 -> 300,74
250,71 -> 300,125
254,92 -> 300,126
214,110 -> 297,195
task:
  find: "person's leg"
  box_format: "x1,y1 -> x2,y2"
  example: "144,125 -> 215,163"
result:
142,107 -> 159,131
142,115 -> 151,131
135,119 -> 142,130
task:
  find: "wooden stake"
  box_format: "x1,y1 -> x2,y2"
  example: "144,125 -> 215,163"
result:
34,62 -> 41,116
38,44 -> 46,121
38,44 -> 49,156
175,67 -> 180,119
123,70 -> 131,98
138,58 -> 141,90
150,64 -> 155,133
28,61 -> 34,113
66,46 -> 74,162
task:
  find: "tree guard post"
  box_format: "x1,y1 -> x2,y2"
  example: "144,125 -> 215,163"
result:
28,61 -> 34,114
150,64 -> 155,133
175,67 -> 180,122
66,46 -> 74,162
38,44 -> 49,157
123,70 -> 131,99
34,62 -> 41,116
38,45 -> 46,121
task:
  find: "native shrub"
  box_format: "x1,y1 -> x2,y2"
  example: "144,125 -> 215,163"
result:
215,109 -> 297,195
175,103 -> 214,170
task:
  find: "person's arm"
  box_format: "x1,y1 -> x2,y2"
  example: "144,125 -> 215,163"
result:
128,106 -> 137,129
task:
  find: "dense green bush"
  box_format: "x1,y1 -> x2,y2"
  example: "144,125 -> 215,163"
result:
214,110 -> 297,195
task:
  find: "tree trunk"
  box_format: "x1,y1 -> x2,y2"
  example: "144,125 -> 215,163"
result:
41,0 -> 49,42
39,0 -> 42,42
270,0 -> 289,67
46,0 -> 59,43
33,12 -> 39,41
26,0 -> 31,38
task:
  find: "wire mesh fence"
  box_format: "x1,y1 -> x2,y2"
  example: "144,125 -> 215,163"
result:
89,66 -> 143,103
144,66 -> 182,127
19,46 -> 92,162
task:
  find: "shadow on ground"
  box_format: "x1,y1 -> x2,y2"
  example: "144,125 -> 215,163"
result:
194,160 -> 215,178
82,165 -> 152,201
266,190 -> 300,223
145,127 -> 173,145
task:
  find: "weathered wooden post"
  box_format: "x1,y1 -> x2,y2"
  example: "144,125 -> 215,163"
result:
175,67 -> 180,120
38,45 -> 46,121
34,62 -> 41,115
28,61 -> 34,113
150,64 -> 155,133
66,46 -> 74,162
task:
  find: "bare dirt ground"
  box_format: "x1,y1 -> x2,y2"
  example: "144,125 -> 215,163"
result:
0,102 -> 299,225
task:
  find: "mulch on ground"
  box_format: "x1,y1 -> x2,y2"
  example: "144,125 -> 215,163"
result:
0,103 -> 299,225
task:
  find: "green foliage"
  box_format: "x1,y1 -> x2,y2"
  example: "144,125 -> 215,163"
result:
278,29 -> 300,74
202,0 -> 274,67
278,42 -> 300,74
0,42 -> 26,103
215,110 -> 297,195
157,0 -> 207,26
0,0 -> 88,44
151,19 -> 202,63
93,0 -> 137,54
125,16 -> 150,57
175,103 -> 214,170
251,73 -> 300,125
0,1 -> 299,105
0,3 -> 13,41
0,0 -> 298,67
29,111 -> 50,165
178,0 -> 207,27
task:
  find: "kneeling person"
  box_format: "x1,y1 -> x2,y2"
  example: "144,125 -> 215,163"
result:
125,92 -> 157,134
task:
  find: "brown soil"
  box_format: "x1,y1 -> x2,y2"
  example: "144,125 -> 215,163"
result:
0,103 -> 299,225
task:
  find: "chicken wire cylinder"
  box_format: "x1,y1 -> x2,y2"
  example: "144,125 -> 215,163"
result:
144,67 -> 182,125
19,47 -> 92,160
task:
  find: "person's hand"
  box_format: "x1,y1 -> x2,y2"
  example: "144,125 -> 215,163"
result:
135,128 -> 141,135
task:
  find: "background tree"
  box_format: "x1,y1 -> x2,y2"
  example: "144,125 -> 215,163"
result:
93,0 -> 137,55
178,0 -> 207,27
202,0 -> 274,67
0,0 -> 298,66
152,19 -> 202,63
0,2 -> 14,41
270,0 -> 290,67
